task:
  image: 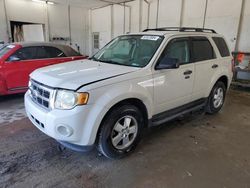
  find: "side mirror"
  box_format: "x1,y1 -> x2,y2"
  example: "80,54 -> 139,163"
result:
156,57 -> 180,70
8,55 -> 21,62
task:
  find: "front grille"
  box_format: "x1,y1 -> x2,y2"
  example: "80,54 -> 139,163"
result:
29,80 -> 53,110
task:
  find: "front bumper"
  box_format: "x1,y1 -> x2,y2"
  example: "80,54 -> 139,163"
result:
25,92 -> 94,146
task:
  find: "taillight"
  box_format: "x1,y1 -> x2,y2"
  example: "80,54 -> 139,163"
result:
237,53 -> 245,63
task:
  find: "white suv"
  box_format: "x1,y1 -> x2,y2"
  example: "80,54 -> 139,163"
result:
25,27 -> 233,159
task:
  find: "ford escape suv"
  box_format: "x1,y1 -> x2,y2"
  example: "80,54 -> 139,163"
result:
25,27 -> 233,159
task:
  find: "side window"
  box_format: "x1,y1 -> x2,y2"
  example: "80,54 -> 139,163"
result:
35,46 -> 49,59
212,37 -> 230,57
45,47 -> 66,58
192,37 -> 215,62
158,38 -> 190,65
7,47 -> 36,61
65,47 -> 80,57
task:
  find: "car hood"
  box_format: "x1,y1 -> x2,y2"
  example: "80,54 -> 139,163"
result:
30,59 -> 140,90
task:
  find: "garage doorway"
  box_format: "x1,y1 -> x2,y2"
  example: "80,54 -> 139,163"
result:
10,21 -> 45,42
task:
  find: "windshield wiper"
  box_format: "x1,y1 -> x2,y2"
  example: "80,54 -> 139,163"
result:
98,59 -> 120,65
89,56 -> 99,61
89,57 -> 119,65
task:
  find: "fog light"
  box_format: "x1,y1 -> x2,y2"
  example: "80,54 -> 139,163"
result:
56,125 -> 73,137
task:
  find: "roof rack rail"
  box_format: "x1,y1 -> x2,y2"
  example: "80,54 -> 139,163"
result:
143,27 -> 217,33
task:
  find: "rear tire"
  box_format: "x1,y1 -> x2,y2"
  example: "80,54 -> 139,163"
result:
206,81 -> 226,114
97,104 -> 144,159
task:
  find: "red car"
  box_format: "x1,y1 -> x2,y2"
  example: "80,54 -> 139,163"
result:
0,42 -> 87,95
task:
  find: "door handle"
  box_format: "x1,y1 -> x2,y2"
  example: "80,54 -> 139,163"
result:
183,70 -> 192,75
212,64 -> 218,69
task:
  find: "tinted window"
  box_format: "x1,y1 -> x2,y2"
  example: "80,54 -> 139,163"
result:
192,37 -> 215,62
45,46 -> 66,58
159,38 -> 190,65
63,46 -> 81,57
35,46 -> 49,59
212,37 -> 230,57
8,47 -> 37,61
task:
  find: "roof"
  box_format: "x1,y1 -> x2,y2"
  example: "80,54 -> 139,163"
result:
12,42 -> 81,56
128,27 -> 222,37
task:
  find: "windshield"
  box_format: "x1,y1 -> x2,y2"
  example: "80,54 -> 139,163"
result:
0,44 -> 15,58
91,35 -> 164,67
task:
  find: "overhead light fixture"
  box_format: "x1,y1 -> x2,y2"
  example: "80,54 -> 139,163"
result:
32,0 -> 54,5
32,0 -> 45,3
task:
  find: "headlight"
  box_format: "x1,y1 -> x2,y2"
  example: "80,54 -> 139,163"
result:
54,90 -> 89,110
28,80 -> 31,88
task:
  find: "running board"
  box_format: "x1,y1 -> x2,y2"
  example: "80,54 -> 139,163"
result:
150,99 -> 206,127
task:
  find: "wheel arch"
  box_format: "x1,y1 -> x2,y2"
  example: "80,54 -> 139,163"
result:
206,74 -> 230,98
101,98 -> 148,126
216,75 -> 228,89
92,97 -> 149,144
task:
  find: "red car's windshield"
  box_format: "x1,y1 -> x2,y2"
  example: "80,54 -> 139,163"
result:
0,44 -> 16,58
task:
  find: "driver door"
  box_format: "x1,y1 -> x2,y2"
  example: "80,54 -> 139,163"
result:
3,46 -> 45,91
153,37 -> 195,115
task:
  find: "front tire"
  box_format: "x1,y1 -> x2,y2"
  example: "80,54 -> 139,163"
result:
206,81 -> 226,114
97,104 -> 144,159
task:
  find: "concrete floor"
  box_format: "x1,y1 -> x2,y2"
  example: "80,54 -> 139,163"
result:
0,88 -> 250,188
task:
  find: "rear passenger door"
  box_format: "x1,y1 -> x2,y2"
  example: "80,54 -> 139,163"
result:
191,37 -> 218,100
153,37 -> 195,114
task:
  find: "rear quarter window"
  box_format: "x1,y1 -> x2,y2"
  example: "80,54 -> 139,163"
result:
63,46 -> 81,57
192,37 -> 215,62
212,37 -> 230,57
45,46 -> 66,58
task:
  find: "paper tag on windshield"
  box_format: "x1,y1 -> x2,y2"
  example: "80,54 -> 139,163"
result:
141,36 -> 160,41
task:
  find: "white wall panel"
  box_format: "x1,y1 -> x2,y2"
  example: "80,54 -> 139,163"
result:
23,24 -> 44,42
141,0 -> 149,30
126,0 -> 140,32
0,0 -> 8,43
148,0 -> 158,28
113,4 -> 130,37
205,0 -> 243,51
6,0 -> 46,24
70,7 -> 89,55
182,0 -> 206,27
157,0 -> 182,27
125,5 -> 130,33
48,4 -> 69,43
91,6 -> 112,49
113,4 -> 125,37
237,0 -> 250,52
